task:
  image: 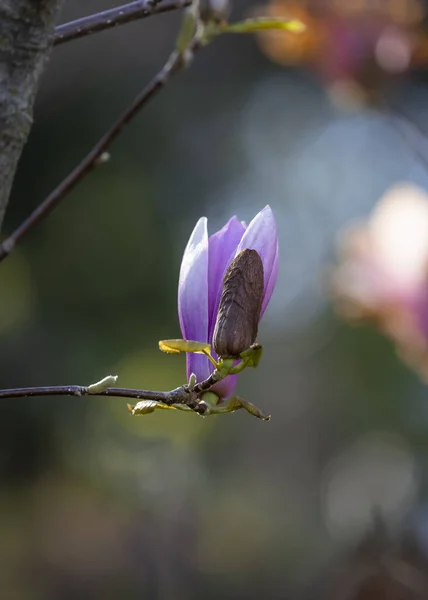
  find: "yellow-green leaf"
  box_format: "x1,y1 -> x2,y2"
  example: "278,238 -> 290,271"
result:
128,400 -> 178,415
210,396 -> 271,420
159,339 -> 211,355
218,17 -> 305,35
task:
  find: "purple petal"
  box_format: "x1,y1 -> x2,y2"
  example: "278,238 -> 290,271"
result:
261,238 -> 278,317
234,205 -> 278,316
186,352 -> 212,389
207,216 -> 246,340
178,217 -> 211,383
212,373 -> 238,400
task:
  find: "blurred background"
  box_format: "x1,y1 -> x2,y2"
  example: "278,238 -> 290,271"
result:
3,0 -> 428,597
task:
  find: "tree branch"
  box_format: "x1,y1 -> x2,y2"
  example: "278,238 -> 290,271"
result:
0,0 -> 63,233
0,39 -> 200,263
0,365 -> 219,400
0,374 -> 215,415
0,384 -> 168,401
54,0 -> 192,46
0,11 -> 294,262
0,369 -> 270,419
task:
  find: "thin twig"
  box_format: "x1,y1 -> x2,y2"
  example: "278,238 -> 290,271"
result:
0,366 -> 221,409
0,385 -> 168,401
0,377 -> 270,419
0,376 -> 217,403
0,40 -> 200,263
0,378 -> 209,414
54,0 -> 192,46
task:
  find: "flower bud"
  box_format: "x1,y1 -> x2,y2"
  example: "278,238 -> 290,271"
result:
213,249 -> 264,358
179,206 -> 278,399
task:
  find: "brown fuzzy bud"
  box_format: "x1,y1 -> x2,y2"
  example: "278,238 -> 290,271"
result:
213,249 -> 264,359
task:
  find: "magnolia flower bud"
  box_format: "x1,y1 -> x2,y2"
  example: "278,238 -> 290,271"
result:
178,205 -> 278,399
213,249 -> 264,359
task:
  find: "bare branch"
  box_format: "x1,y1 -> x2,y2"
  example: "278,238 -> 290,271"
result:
0,358 -> 220,401
0,366 -> 272,419
0,0 -> 63,232
0,384 -> 167,401
0,39 -> 200,263
0,375 -> 216,415
0,10 -> 294,261
54,0 -> 192,46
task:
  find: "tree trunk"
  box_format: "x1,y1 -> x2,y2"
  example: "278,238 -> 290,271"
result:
0,0 -> 63,232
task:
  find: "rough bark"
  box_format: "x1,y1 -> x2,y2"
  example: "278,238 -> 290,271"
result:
0,0 -> 63,232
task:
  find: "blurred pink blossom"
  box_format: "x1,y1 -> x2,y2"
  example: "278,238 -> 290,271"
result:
332,183 -> 428,378
255,0 -> 424,107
